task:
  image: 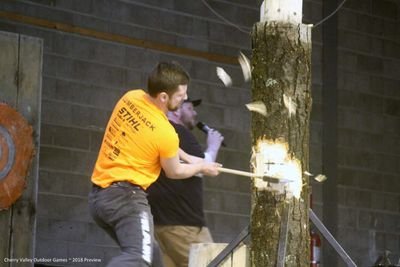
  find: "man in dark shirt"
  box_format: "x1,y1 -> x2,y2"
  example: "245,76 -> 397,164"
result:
147,99 -> 224,267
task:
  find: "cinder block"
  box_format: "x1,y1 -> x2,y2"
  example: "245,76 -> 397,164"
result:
357,55 -> 384,73
339,51 -> 358,68
205,213 -> 249,243
358,210 -> 385,230
338,207 -> 358,228
209,87 -> 251,107
54,57 -> 126,88
204,189 -> 251,215
337,167 -> 359,187
124,69 -> 145,88
372,193 -> 399,212
89,129 -> 104,152
42,76 -> 57,99
218,129 -> 251,151
70,103 -> 110,129
223,107 -> 251,131
382,213 -> 400,233
383,59 -> 400,78
40,146 -> 96,174
383,174 -> 400,194
124,47 -> 161,72
53,34 -> 126,66
36,217 -> 88,243
39,169 -> 91,197
383,116 -> 400,135
196,105 -> 225,126
160,15 -> 193,36
339,31 -> 371,53
341,188 -> 372,208
191,61 -> 218,82
376,153 -> 400,174
35,237 -> 70,260
52,0 -> 94,14
216,149 -> 251,172
174,0 -> 213,19
372,0 -> 398,19
52,79 -> 123,108
176,36 -> 209,52
37,193 -> 92,222
384,98 -> 400,118
204,174 -> 251,194
43,54 -> 58,77
41,99 -> 73,125
41,123 -> 90,150
383,40 -> 400,58
209,43 -> 248,59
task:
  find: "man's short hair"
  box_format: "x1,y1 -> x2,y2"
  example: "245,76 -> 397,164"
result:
147,62 -> 190,97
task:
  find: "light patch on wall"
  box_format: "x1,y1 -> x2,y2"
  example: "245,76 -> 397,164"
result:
252,138 -> 302,199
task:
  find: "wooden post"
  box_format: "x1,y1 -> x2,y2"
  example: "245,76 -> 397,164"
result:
250,1 -> 312,266
0,31 -> 42,267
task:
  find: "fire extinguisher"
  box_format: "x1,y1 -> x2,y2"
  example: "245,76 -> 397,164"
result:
310,192 -> 321,267
310,228 -> 321,267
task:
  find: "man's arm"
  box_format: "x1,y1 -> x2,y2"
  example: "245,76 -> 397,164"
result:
179,148 -> 203,164
160,153 -> 220,179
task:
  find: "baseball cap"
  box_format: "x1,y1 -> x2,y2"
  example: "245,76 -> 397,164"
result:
184,98 -> 202,107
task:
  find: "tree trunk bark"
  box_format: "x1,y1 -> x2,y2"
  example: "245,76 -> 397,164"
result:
250,21 -> 312,267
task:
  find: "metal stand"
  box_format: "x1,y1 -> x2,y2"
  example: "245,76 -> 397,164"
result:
207,209 -> 357,267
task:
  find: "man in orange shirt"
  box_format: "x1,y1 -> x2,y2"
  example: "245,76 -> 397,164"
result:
89,62 -> 221,267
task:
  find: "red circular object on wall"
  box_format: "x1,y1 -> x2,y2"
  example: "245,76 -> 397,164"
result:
0,103 -> 34,210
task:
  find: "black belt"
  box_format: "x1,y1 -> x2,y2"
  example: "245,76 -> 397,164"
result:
92,181 -> 141,190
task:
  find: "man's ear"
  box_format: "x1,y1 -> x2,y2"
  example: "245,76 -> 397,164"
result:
158,92 -> 169,103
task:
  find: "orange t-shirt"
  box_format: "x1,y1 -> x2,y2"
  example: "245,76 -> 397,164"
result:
91,89 -> 179,189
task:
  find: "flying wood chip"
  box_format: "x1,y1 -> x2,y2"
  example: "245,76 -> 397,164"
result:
314,174 -> 327,183
245,101 -> 267,117
238,51 -> 251,82
216,67 -> 232,87
0,103 -> 34,210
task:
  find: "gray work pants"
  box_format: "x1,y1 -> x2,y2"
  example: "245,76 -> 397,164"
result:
89,182 -> 164,267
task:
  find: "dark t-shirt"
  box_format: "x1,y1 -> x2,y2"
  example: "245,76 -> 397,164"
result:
147,121 -> 206,226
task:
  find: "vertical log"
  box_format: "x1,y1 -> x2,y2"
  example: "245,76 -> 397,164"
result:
250,21 -> 312,266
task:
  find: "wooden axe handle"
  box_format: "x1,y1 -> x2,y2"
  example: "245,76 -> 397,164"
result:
218,167 -> 256,178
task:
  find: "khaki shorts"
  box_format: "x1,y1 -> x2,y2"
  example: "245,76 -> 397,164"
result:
154,225 -> 213,267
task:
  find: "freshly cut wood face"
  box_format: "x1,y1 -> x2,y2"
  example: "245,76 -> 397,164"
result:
252,138 -> 302,199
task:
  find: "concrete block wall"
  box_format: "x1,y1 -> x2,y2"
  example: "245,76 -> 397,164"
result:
336,0 -> 400,265
0,0 -> 398,266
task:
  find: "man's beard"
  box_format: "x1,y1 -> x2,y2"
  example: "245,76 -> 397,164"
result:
167,101 -> 181,112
